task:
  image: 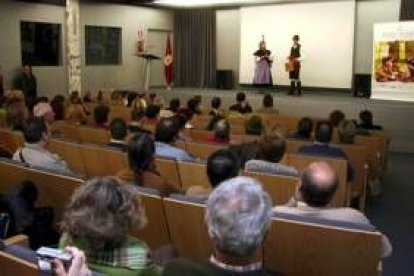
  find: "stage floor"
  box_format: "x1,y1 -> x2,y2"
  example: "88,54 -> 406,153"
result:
152,87 -> 414,153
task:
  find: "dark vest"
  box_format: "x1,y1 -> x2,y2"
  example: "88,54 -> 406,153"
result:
290,44 -> 301,59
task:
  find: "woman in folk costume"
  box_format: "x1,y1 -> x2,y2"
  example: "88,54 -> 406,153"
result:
253,36 -> 273,88
287,34 -> 303,96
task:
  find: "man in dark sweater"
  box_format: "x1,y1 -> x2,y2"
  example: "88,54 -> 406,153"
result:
13,65 -> 37,108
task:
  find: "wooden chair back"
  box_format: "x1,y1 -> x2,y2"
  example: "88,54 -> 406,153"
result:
0,129 -> 24,153
244,171 -> 299,205
284,154 -> 348,207
264,217 -> 382,275
154,158 -> 182,189
185,142 -> 225,160
189,130 -> 210,142
50,121 -> 81,142
109,106 -> 132,123
177,161 -> 210,191
355,135 -> 383,179
46,139 -> 86,175
78,126 -> 110,145
0,252 -> 38,276
163,197 -> 212,260
230,134 -> 258,144
192,115 -> 211,130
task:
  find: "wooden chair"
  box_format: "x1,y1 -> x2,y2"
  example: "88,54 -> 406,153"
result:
79,144 -> 127,178
131,189 -> 171,249
192,115 -> 211,130
177,161 -> 210,191
0,235 -> 38,276
154,157 -> 182,189
46,139 -> 86,175
78,126 -> 110,145
284,154 -> 348,207
109,106 -> 132,123
50,121 -> 81,142
244,170 -> 299,205
189,130 -> 210,142
0,159 -> 84,225
163,197 -> 212,260
185,142 -> 225,160
355,135 -> 383,180
230,134 -> 258,144
264,217 -> 382,275
0,129 -> 24,153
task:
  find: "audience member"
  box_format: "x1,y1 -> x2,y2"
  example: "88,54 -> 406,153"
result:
82,91 -> 92,103
53,246 -> 92,276
33,102 -> 55,126
50,95 -> 65,121
329,110 -> 345,128
168,98 -> 181,113
245,134 -> 298,177
209,97 -> 224,117
129,106 -> 150,134
146,104 -> 161,124
117,133 -> 181,196
59,177 -> 161,275
229,92 -> 253,114
164,176 -> 272,275
203,119 -> 231,145
172,114 -> 192,142
4,97 -> 28,132
65,94 -> 87,125
246,115 -> 263,136
13,64 -> 37,108
13,118 -> 72,174
337,119 -> 357,144
358,110 -> 383,131
154,118 -> 196,161
108,118 -> 127,151
228,140 -> 261,169
256,93 -> 279,114
180,97 -> 202,121
292,117 -> 313,140
93,105 -> 110,130
275,162 -> 392,258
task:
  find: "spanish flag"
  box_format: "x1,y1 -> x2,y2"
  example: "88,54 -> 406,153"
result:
164,34 -> 173,89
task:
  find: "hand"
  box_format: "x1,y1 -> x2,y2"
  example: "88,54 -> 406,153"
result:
53,247 -> 91,276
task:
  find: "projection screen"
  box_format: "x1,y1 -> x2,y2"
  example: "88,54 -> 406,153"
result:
239,1 -> 356,89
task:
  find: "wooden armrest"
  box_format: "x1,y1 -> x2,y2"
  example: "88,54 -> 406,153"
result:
4,235 -> 29,248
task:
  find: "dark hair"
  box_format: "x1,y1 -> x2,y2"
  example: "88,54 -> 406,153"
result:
127,133 -> 155,186
236,92 -> 246,103
207,149 -> 240,188
214,119 -> 230,141
359,110 -> 373,126
10,180 -> 38,206
329,110 -> 345,127
61,177 -> 146,250
262,94 -> 273,108
296,117 -> 313,139
293,35 -> 300,41
300,166 -> 339,207
110,118 -> 127,140
314,121 -> 333,144
245,116 -> 263,136
126,93 -> 138,107
131,107 -> 145,122
146,104 -> 160,119
169,98 -> 180,113
155,118 -> 179,144
382,56 -> 392,65
207,115 -> 225,131
50,95 -> 65,121
94,105 -> 110,125
257,135 -> 286,163
338,119 -> 357,144
187,98 -> 200,113
172,114 -> 187,130
23,117 -> 47,143
211,97 -> 221,110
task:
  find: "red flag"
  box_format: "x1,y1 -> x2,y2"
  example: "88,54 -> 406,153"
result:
164,35 -> 173,89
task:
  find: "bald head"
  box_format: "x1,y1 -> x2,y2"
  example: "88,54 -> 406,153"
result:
299,162 -> 339,207
214,119 -> 230,141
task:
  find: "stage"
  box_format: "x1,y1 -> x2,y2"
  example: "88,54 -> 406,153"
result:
152,87 -> 414,153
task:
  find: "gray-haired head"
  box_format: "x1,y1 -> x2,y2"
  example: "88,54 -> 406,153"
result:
206,176 -> 273,257
214,119 -> 230,141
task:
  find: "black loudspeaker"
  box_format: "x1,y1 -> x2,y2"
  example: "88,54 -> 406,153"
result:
353,74 -> 372,98
216,70 -> 233,90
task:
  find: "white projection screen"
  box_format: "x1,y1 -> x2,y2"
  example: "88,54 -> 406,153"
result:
239,1 -> 356,89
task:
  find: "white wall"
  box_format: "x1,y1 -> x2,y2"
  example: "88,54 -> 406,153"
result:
0,0 -> 66,99
79,3 -> 174,93
354,0 -> 401,74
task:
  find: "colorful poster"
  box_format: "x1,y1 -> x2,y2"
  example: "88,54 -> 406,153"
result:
372,21 -> 414,102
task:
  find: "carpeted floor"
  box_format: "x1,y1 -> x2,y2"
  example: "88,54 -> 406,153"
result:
366,152 -> 414,275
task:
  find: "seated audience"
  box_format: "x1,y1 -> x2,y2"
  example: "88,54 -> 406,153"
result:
292,117 -> 314,140
172,114 -> 192,142
245,115 -> 263,136
298,121 -> 353,180
358,109 -> 383,131
276,162 -> 392,258
162,98 -> 180,118
50,95 -> 65,121
256,93 -> 279,114
4,96 -> 28,132
154,118 -> 196,162
329,110 -> 345,128
82,91 -> 92,103
228,140 -> 261,169
337,119 -> 357,144
203,119 -> 231,145
53,247 -> 92,276
93,105 -> 110,130
146,104 -> 161,125
164,176 -> 272,275
108,118 -> 128,151
129,106 -> 151,134
33,102 -> 55,126
180,97 -> 202,121
229,92 -> 253,114
209,97 -> 224,117
245,134 -> 298,177
187,149 -> 240,197
117,133 -> 181,196
65,94 -> 87,125
13,118 -> 72,174
59,177 -> 161,275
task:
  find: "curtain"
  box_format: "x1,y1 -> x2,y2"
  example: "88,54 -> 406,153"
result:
174,9 -> 216,88
400,0 -> 414,21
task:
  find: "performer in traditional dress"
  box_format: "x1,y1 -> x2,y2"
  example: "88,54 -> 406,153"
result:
287,35 -> 302,96
253,36 -> 273,88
